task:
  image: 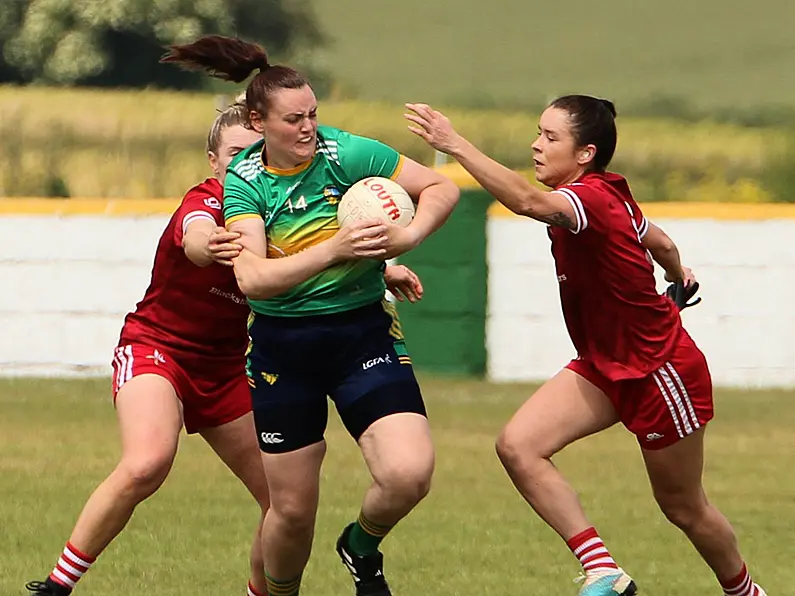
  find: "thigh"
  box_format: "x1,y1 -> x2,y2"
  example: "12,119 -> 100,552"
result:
641,427 -> 707,504
114,373 -> 183,465
201,412 -> 269,508
329,300 -> 426,441
359,413 -> 434,485
502,362 -> 620,458
261,442 -> 326,519
247,316 -> 329,454
621,332 -> 714,450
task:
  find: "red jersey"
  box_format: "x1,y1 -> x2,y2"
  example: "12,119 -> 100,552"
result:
119,178 -> 249,358
548,171 -> 681,381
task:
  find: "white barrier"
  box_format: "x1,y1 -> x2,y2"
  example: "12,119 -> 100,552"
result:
487,210 -> 795,388
4,200 -> 795,387
2,213 -> 172,376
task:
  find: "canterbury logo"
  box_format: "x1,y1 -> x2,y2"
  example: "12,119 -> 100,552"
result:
260,432 -> 284,444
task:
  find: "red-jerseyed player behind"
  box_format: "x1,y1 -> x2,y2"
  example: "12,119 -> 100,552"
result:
406,96 -> 766,596
25,99 -> 426,596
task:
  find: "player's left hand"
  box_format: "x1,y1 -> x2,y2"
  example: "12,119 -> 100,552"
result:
380,223 -> 421,260
405,103 -> 462,155
384,264 -> 424,303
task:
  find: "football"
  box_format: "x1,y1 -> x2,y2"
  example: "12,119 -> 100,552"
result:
337,176 -> 415,228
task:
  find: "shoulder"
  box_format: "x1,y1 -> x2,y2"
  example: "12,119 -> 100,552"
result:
228,139 -> 266,183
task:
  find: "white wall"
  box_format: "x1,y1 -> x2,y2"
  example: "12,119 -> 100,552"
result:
487,216 -> 795,388
2,216 -> 170,376
4,213 -> 794,387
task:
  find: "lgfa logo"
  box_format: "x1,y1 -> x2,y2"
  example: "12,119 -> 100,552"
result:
363,354 -> 392,370
363,178 -> 400,222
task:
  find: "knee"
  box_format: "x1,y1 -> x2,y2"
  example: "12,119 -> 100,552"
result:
495,423 -> 542,475
656,491 -> 710,532
269,492 -> 318,534
116,453 -> 174,499
376,455 -> 434,506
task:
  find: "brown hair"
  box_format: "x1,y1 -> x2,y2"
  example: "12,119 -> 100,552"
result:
549,95 -> 617,172
160,35 -> 310,123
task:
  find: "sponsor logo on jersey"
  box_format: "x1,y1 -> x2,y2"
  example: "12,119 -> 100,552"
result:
204,197 -> 222,210
210,287 -> 247,305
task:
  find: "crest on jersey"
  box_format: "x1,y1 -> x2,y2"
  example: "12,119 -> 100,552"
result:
323,185 -> 342,205
261,372 -> 279,385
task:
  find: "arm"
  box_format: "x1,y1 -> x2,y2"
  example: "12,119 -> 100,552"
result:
182,218 -> 216,267
228,217 -> 389,300
641,221 -> 686,283
405,103 -> 578,230
182,219 -> 242,268
393,158 -> 460,251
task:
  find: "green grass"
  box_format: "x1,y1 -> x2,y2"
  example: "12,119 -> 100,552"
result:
1,377 -> 791,595
312,0 -> 795,115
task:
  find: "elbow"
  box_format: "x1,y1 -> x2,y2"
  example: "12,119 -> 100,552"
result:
235,271 -> 272,301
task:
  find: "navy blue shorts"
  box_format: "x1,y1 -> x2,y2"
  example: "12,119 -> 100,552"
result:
247,299 -> 426,453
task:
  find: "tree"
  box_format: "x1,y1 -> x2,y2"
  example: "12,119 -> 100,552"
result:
1,0 -> 325,88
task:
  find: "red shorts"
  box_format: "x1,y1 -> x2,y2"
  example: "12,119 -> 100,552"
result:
111,342 -> 251,434
566,330 -> 714,450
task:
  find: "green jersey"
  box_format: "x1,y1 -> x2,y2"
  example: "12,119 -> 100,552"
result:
224,125 -> 404,317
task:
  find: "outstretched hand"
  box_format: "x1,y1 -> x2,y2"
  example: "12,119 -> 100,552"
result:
404,103 -> 462,155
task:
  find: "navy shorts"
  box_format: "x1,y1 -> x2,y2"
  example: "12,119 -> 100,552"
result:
247,299 -> 426,453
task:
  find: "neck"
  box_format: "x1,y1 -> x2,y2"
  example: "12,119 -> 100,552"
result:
264,146 -> 307,170
559,166 -> 589,187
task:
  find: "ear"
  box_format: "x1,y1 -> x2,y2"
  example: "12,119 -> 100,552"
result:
577,144 -> 597,167
249,110 -> 266,135
208,151 -> 220,178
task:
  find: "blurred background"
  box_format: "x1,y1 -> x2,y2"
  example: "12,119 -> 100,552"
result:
2,3 -> 794,595
2,0 -> 795,201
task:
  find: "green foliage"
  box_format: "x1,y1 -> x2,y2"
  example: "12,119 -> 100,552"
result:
0,0 -> 324,87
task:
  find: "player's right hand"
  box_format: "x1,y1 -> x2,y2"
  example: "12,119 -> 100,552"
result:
331,219 -> 388,261
207,226 -> 243,266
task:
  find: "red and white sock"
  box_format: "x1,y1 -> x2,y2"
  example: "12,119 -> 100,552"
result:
49,542 -> 96,590
566,527 -> 620,575
721,564 -> 760,596
248,580 -> 267,596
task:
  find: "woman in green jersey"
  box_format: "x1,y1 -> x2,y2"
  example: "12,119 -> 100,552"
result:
161,36 -> 459,596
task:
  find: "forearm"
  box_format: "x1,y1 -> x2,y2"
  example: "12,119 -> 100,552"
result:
233,241 -> 337,300
407,180 -> 460,244
450,137 -> 545,216
650,244 -> 684,281
182,229 -> 214,267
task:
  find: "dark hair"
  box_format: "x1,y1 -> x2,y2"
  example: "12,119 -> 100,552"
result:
160,35 -> 310,122
549,95 -> 617,172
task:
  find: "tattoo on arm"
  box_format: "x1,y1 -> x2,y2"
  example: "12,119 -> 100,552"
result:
537,211 -> 577,230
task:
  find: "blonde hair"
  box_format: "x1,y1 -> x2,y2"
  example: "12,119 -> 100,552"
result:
206,91 -> 250,153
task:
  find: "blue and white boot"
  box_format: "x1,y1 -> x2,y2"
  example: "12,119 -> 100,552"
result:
574,568 -> 638,595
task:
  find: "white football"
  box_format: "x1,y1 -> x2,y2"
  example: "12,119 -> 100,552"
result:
337,177 -> 415,228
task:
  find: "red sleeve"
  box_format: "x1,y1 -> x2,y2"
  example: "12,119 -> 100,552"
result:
622,195 -> 650,241
551,181 -> 611,234
173,180 -> 224,246
552,179 -> 649,239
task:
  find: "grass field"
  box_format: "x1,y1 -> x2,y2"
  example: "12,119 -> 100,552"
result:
312,0 -> 795,115
1,377 -> 791,595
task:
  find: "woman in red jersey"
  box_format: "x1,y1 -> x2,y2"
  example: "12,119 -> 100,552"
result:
26,99 -> 424,596
406,97 -> 766,596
